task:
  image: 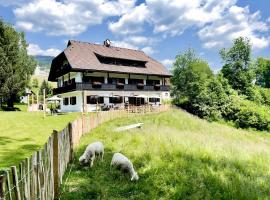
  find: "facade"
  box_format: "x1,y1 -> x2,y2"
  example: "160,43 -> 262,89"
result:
48,40 -> 171,112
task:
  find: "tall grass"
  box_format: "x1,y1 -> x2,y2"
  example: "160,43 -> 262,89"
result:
61,109 -> 270,199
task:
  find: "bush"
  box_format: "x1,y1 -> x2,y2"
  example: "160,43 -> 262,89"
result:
259,87 -> 270,106
244,86 -> 264,104
225,96 -> 270,131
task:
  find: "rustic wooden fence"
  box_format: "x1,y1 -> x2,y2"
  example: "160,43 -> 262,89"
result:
0,105 -> 169,200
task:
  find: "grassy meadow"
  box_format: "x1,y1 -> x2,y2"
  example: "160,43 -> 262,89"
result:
0,106 -> 79,168
61,109 -> 270,200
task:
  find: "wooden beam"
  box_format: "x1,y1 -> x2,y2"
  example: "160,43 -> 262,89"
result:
115,123 -> 144,132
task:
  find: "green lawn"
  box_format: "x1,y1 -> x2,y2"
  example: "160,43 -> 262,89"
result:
61,109 -> 270,200
0,108 -> 79,168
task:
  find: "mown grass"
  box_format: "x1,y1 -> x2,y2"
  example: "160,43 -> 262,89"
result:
61,109 -> 270,200
0,106 -> 79,168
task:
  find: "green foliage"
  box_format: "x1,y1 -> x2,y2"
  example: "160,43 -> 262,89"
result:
32,78 -> 39,89
172,49 -> 231,121
171,45 -> 270,132
39,80 -> 53,97
0,19 -> 36,107
223,95 -> 270,131
220,37 -> 255,94
255,57 -> 270,88
61,110 -> 270,199
259,87 -> 270,106
235,100 -> 270,131
191,77 -> 231,121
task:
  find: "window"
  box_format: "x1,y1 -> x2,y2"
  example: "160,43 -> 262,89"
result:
82,76 -> 104,84
95,53 -> 146,68
70,96 -> 76,105
63,98 -> 69,105
108,78 -> 125,84
149,98 -> 160,103
128,79 -> 144,85
109,96 -> 123,104
146,80 -> 160,86
86,96 -> 104,104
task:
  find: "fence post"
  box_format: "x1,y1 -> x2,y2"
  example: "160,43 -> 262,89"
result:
68,122 -> 74,161
0,174 -> 5,200
52,130 -> 59,200
4,170 -> 12,200
11,166 -> 21,200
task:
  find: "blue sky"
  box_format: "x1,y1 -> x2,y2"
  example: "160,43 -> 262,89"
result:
0,0 -> 270,70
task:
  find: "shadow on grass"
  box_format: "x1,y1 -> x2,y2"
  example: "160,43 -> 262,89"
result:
0,106 -> 21,111
0,141 -> 40,168
60,148 -> 270,200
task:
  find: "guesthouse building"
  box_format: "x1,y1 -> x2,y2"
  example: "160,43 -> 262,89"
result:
48,40 -> 171,112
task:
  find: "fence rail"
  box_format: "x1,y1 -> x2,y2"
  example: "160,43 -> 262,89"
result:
0,105 -> 170,200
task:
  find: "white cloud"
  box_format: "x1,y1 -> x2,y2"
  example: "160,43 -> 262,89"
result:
141,46 -> 156,55
111,40 -> 139,49
14,0 -> 136,36
108,0 -> 269,50
111,39 -> 157,56
108,3 -> 149,35
126,36 -> 151,45
27,43 -> 61,56
198,6 -> 269,50
11,0 -> 270,51
109,0 -> 236,37
161,59 -> 174,68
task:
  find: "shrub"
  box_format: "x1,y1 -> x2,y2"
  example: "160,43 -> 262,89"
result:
259,87 -> 270,106
225,97 -> 270,131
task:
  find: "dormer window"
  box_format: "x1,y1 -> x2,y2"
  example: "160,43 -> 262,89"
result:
95,53 -> 146,68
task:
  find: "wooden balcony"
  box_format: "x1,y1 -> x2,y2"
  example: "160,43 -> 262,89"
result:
53,82 -> 170,95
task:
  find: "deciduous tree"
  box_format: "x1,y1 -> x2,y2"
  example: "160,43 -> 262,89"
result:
220,37 -> 255,94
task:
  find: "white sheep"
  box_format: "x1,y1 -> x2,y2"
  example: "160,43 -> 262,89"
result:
110,152 -> 139,181
79,141 -> 104,167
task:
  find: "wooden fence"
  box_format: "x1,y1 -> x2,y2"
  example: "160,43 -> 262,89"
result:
0,105 -> 169,200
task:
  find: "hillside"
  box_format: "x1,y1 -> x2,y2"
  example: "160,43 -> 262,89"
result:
61,109 -> 270,199
34,55 -> 54,70
32,55 -> 56,86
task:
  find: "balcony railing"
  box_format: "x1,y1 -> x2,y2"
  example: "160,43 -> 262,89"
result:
53,82 -> 170,95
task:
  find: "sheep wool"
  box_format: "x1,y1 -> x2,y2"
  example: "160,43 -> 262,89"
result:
79,141 -> 104,167
111,152 -> 139,181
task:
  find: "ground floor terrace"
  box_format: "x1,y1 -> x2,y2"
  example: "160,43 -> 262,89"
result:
59,90 -> 170,112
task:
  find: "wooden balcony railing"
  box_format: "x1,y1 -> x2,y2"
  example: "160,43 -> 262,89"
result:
53,83 -> 170,95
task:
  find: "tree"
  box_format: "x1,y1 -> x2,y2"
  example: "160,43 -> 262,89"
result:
220,37 -> 255,94
171,49 -> 212,102
255,57 -> 270,88
39,80 -> 53,97
0,19 -> 36,108
32,78 -> 39,89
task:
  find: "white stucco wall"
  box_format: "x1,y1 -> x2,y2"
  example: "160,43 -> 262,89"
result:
59,89 -> 171,112
60,91 -> 83,112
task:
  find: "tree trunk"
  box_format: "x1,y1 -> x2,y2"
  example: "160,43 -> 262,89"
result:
7,96 -> 14,108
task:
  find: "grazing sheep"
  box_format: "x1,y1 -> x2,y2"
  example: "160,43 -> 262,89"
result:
110,153 -> 139,181
79,141 -> 104,167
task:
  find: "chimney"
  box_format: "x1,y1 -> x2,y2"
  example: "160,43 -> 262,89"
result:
104,39 -> 111,47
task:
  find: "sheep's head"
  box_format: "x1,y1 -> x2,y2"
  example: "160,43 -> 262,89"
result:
79,155 -> 88,165
131,172 -> 139,181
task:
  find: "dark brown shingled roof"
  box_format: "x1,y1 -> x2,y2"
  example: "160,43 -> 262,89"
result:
62,40 -> 171,77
